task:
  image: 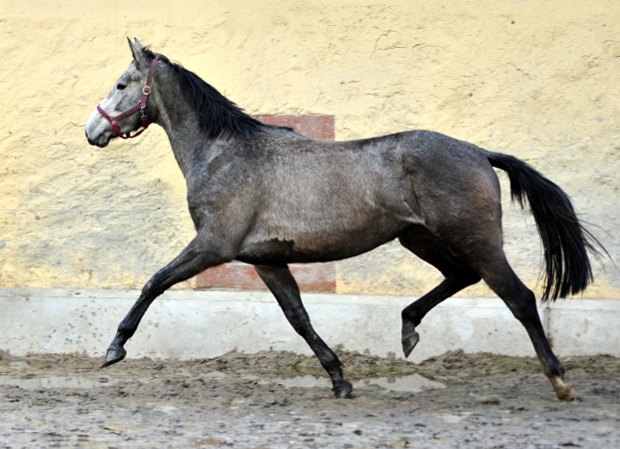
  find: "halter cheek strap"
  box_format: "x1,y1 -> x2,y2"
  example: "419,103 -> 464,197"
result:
97,58 -> 159,139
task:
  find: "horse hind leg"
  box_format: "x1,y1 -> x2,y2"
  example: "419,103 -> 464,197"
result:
398,226 -> 481,358
468,251 -> 574,401
254,264 -> 352,398
432,217 -> 574,400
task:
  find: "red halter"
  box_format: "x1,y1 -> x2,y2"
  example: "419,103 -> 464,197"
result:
97,58 -> 159,139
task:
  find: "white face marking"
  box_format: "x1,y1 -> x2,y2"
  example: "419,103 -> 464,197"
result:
85,63 -> 146,147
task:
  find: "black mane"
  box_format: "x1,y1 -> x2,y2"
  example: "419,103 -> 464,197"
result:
143,48 -> 264,139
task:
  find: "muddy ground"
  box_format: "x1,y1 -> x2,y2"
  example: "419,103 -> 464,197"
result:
1,349 -> 619,448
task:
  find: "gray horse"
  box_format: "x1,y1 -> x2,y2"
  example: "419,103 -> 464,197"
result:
85,39 -> 600,400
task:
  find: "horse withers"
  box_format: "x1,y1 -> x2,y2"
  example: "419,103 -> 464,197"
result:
85,38 -> 601,400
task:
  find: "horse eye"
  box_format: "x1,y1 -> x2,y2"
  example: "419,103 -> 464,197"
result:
117,83 -> 127,90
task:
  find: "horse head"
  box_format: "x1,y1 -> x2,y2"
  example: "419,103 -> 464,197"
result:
85,38 -> 157,147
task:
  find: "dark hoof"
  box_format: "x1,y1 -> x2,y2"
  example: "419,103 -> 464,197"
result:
101,345 -> 127,368
333,380 -> 353,398
402,331 -> 420,358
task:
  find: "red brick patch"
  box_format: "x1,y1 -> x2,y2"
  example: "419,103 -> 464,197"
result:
195,115 -> 336,292
196,262 -> 336,293
254,115 -> 335,140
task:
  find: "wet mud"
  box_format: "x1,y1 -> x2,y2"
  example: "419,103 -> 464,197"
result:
1,349 -> 619,448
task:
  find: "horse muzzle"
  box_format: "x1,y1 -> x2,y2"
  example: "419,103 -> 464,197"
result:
85,128 -> 111,148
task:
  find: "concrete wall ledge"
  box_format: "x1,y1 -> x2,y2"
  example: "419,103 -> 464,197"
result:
1,288 -> 618,363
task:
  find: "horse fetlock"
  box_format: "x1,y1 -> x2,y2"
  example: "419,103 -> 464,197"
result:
116,321 -> 138,341
536,353 -> 565,379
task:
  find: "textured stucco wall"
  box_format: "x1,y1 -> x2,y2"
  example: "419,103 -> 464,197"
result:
0,0 -> 619,298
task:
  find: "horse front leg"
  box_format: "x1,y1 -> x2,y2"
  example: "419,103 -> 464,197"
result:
254,264 -> 353,398
102,236 -> 230,367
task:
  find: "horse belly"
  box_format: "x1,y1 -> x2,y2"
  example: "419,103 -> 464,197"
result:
237,204 -> 412,264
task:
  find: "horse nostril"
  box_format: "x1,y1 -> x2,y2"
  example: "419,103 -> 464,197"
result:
85,129 -> 97,145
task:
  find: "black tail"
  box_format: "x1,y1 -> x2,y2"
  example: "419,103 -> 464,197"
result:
486,151 -> 600,300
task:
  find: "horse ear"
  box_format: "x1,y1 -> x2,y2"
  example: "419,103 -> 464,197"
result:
127,37 -> 147,69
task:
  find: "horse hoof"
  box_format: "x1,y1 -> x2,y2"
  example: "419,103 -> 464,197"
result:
401,331 -> 420,358
557,387 -> 577,402
550,376 -> 576,402
101,345 -> 127,368
333,380 -> 353,398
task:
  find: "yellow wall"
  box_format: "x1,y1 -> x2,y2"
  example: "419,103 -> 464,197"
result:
1,0 -> 618,297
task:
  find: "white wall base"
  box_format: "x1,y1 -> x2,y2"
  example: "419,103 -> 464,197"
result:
1,288 -> 618,362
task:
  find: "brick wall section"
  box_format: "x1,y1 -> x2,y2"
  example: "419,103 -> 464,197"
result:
195,115 -> 336,293
254,115 -> 335,141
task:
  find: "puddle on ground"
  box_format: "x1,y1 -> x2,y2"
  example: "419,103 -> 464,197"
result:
243,373 -> 444,392
360,374 -> 445,392
0,375 -> 150,390
0,376 -> 100,389
0,370 -> 444,393
264,375 -> 331,389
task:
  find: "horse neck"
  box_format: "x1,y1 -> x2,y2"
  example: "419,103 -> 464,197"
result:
152,75 -> 215,178
151,65 -> 266,179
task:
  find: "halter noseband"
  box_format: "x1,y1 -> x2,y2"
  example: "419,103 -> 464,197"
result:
97,58 -> 159,139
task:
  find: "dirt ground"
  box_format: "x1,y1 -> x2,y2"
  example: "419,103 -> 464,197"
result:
1,349 -> 619,449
